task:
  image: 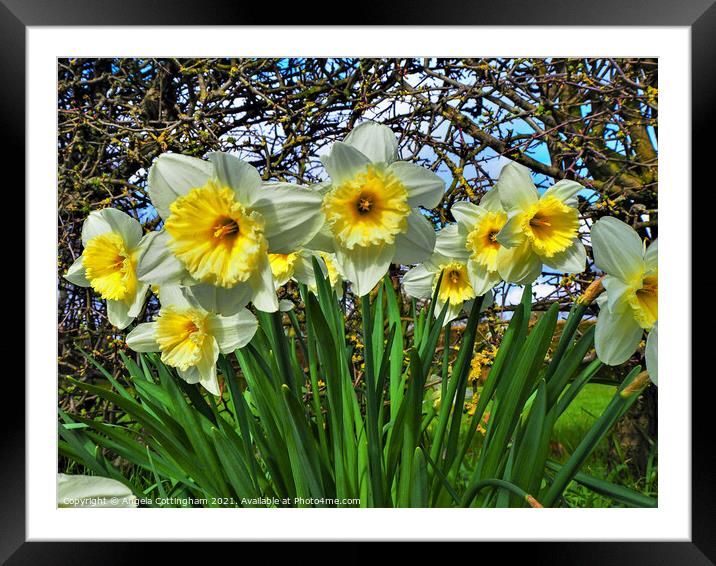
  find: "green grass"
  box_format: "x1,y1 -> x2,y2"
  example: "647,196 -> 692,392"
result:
554,383 -> 614,449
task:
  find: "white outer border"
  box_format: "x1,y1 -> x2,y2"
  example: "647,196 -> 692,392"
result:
28,26 -> 690,541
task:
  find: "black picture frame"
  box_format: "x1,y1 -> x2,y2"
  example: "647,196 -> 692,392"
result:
8,1 -> 707,562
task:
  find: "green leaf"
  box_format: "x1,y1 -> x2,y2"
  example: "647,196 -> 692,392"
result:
409,448 -> 428,507
545,460 -> 657,508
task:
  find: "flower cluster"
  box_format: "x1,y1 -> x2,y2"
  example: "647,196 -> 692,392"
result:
65,121 -> 658,393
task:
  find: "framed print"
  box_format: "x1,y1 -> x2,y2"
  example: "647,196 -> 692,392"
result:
8,0 -> 711,561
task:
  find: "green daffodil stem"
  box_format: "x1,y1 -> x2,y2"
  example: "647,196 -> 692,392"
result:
440,321 -> 451,401
270,310 -> 298,397
543,303 -> 587,383
361,293 -> 386,507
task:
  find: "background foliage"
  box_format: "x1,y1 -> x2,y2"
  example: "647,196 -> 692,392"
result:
58,58 -> 658,466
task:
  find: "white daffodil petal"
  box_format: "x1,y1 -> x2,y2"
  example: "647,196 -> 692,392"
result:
602,274 -> 634,314
591,217 -> 645,281
188,282 -> 253,316
208,152 -> 262,205
85,208 -> 143,249
496,213 -> 527,248
444,301 -> 464,324
393,212 -> 437,264
65,256 -> 90,287
158,285 -> 195,310
321,141 -> 371,184
335,242 -> 395,297
196,337 -> 221,395
402,264 -> 436,299
81,208 -> 142,248
463,290 -> 494,316
646,323 -> 658,386
107,299 -> 133,330
147,153 -> 213,220
249,255 -> 279,312
178,366 -> 201,385
82,211 -> 117,246
467,259 -> 501,297
279,299 -> 295,312
303,217 -> 336,253
594,304 -> 644,366
479,187 -> 504,212
496,162 -> 539,211
81,212 -> 112,246
57,474 -> 137,508
292,253 -> 318,287
251,183 -> 324,253
434,299 -> 463,325
208,309 -> 258,354
102,209 -> 143,249
451,201 -> 487,228
543,239 -> 586,274
645,239 -> 658,272
126,322 -> 160,352
543,179 -> 584,207
135,230 -> 190,285
496,242 -> 542,285
343,121 -> 399,164
312,180 -> 333,195
127,282 -> 150,318
433,223 -> 469,260
424,251 -> 456,272
389,161 -> 445,209
482,289 -> 495,310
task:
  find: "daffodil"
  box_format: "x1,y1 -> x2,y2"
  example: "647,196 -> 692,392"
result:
137,152 -> 323,314
434,186 -> 506,297
591,217 -> 657,383
126,286 -> 258,395
64,209 -> 150,329
493,162 -> 587,284
313,122 -> 444,296
403,229 -> 494,324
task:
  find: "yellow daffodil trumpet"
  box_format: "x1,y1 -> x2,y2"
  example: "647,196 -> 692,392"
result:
322,164 -> 411,249
435,262 -> 476,308
165,181 -> 267,288
465,209 -> 508,272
